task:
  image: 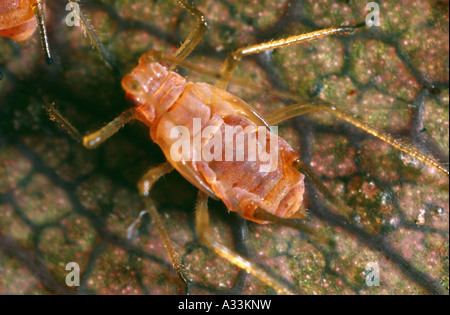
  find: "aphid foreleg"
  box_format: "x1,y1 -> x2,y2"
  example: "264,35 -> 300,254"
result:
195,192 -> 296,295
217,26 -> 360,90
44,101 -> 136,149
265,100 -> 449,177
82,108 -> 137,149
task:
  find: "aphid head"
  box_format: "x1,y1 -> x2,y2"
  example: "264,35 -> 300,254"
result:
139,50 -> 166,65
121,55 -> 170,110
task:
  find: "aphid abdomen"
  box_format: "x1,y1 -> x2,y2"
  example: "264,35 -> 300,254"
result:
122,61 -> 306,223
0,0 -> 36,41
197,125 -> 306,223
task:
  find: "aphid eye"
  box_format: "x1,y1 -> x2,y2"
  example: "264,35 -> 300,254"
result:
139,50 -> 163,64
121,75 -> 145,95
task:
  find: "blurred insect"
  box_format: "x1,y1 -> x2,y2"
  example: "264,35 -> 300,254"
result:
44,0 -> 449,295
0,0 -> 113,79
0,0 -> 53,79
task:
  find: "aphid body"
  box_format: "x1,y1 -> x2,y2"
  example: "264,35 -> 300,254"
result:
121,53 -> 306,223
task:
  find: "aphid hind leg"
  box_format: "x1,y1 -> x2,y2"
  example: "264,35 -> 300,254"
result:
265,100 -> 449,177
137,162 -> 192,290
195,192 -> 296,295
216,26 -> 359,90
172,0 -> 209,62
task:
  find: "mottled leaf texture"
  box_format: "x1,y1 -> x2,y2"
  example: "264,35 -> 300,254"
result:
0,0 -> 448,294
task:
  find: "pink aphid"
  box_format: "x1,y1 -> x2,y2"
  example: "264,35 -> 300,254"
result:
120,52 -> 305,223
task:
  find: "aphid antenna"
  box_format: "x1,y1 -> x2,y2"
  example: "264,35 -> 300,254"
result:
39,93 -> 83,142
67,0 -> 121,76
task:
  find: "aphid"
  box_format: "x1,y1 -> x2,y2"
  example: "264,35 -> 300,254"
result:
0,0 -> 53,67
39,0 -> 449,295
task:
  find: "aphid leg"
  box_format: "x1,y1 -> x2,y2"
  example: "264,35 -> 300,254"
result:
195,191 -> 296,295
265,100 -> 449,177
31,0 -> 53,65
217,26 -> 359,90
138,162 -> 174,197
172,0 -> 209,62
82,108 -> 137,149
45,100 -> 137,149
136,162 -> 192,290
